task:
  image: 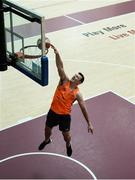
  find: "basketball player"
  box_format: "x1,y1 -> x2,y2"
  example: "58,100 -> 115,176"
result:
38,44 -> 94,156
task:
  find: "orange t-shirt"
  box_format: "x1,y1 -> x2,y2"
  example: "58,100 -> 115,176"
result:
51,81 -> 79,115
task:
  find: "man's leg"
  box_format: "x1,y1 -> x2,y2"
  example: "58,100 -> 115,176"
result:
62,131 -> 72,156
45,125 -> 52,142
38,125 -> 52,150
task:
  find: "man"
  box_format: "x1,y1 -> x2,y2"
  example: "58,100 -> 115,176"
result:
38,44 -> 94,156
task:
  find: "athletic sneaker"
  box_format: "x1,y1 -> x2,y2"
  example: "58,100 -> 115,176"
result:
38,139 -> 52,150
66,144 -> 72,157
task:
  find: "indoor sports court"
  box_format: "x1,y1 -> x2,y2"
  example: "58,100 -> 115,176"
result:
0,0 -> 135,179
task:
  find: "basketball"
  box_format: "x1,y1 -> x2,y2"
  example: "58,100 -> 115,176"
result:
37,37 -> 51,50
45,37 -> 51,49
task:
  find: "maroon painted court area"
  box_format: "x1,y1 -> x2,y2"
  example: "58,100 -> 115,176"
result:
0,92 -> 135,179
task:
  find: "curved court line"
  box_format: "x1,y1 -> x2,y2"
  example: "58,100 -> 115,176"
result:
0,152 -> 97,180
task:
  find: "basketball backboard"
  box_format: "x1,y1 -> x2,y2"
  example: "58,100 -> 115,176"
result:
3,0 -> 48,86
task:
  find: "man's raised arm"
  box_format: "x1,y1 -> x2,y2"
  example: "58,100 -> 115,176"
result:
51,44 -> 68,82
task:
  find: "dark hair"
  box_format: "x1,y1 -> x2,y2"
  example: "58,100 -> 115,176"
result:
78,72 -> 84,83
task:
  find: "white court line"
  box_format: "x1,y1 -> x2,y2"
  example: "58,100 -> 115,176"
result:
84,90 -> 135,105
111,91 -> 135,105
17,116 -> 33,123
64,15 -> 85,25
81,90 -> 135,105
0,152 -> 97,180
64,59 -> 135,69
0,117 -> 36,132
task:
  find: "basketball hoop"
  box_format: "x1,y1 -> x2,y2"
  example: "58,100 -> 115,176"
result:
15,37 -> 50,59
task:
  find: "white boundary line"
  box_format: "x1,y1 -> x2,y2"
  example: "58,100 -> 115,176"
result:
88,90 -> 135,106
0,117 -> 37,132
84,90 -> 135,105
64,15 -> 85,25
0,152 -> 97,180
110,91 -> 135,105
64,59 -> 135,70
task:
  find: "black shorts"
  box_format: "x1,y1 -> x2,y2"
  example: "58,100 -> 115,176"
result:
46,109 -> 71,132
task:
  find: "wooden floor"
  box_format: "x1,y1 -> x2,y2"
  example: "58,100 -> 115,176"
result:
0,0 -> 135,129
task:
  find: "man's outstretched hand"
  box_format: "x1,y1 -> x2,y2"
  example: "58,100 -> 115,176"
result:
88,124 -> 94,134
50,44 -> 58,54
